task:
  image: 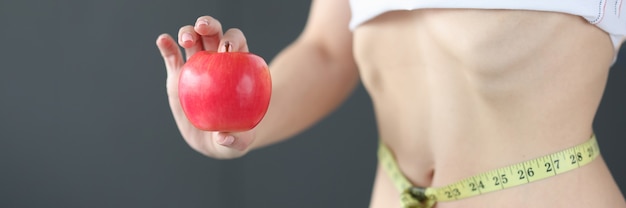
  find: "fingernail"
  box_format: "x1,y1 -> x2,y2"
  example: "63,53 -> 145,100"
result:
224,136 -> 235,145
197,19 -> 209,27
182,33 -> 193,44
218,135 -> 235,146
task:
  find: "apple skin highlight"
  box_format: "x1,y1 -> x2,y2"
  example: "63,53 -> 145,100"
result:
179,51 -> 272,132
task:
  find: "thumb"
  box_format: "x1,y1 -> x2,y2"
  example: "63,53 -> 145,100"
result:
214,131 -> 255,152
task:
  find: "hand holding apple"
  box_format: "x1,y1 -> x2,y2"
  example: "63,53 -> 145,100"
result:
157,16 -> 267,158
178,47 -> 272,132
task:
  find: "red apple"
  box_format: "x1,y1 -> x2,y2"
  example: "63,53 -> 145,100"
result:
178,51 -> 271,132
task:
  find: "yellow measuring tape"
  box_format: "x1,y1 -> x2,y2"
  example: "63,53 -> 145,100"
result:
378,135 -> 600,208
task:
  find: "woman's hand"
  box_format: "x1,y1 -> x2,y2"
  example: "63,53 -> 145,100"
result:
156,16 -> 255,159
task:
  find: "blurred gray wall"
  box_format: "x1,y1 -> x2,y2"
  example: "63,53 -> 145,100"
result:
0,0 -> 623,207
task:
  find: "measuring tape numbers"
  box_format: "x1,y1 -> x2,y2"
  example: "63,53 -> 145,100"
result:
378,135 -> 600,208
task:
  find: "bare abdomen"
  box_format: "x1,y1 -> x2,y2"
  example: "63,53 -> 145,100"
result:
353,9 -> 623,208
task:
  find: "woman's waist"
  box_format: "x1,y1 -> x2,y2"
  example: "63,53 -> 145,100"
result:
376,134 -> 623,208
377,116 -> 596,188
377,133 -> 611,207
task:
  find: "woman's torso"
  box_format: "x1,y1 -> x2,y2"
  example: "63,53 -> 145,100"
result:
352,9 -> 625,207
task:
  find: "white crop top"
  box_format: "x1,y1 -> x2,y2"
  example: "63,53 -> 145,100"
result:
349,0 -> 626,51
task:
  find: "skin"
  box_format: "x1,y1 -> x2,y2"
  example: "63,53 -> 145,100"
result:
156,0 -> 626,207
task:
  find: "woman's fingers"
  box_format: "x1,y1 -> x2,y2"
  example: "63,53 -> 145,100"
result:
180,16 -> 248,57
178,25 -> 203,60
156,34 -> 184,76
195,16 -> 223,51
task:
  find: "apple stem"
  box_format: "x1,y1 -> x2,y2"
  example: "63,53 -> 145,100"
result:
225,41 -> 232,52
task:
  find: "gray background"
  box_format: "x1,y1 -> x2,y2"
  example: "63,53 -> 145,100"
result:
0,0 -> 623,207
